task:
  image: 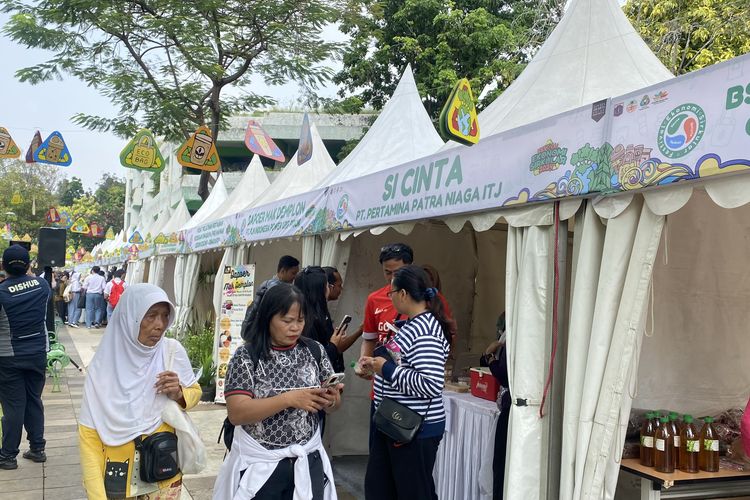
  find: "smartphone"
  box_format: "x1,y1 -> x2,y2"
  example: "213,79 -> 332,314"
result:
323,372 -> 345,388
338,315 -> 352,331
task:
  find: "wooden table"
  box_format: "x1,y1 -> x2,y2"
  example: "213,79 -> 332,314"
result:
620,458 -> 750,499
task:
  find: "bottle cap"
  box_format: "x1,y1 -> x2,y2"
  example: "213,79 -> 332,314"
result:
683,414 -> 694,423
350,361 -> 357,368
645,412 -> 653,418
669,412 -> 679,420
660,416 -> 669,423
703,416 -> 714,423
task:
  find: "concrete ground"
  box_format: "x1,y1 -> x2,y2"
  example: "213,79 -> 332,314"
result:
0,325 -> 363,499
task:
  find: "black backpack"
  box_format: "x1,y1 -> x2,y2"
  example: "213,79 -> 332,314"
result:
218,336 -> 324,452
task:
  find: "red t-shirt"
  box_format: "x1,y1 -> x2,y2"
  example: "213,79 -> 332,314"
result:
362,284 -> 454,345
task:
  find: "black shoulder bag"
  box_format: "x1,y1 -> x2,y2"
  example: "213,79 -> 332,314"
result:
134,432 -> 179,483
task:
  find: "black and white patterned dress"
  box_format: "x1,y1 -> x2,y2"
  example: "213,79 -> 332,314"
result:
224,342 -> 333,450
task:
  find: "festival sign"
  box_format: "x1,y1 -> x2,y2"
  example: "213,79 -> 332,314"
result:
11,191 -> 23,205
89,222 -> 105,238
0,127 -> 21,159
439,78 -> 480,145
33,131 -> 72,166
297,113 -> 313,166
25,131 -> 42,163
70,217 -> 90,234
154,233 -> 169,244
244,119 -> 285,162
129,231 -> 144,244
177,126 -> 220,171
214,264 -> 255,403
105,227 -> 115,240
46,207 -> 61,224
59,211 -> 73,229
120,129 -> 165,172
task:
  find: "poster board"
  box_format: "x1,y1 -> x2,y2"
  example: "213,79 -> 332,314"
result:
214,264 -> 255,403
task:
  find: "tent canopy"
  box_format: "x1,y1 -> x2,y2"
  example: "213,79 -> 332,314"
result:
205,154 -> 270,222
181,175 -> 228,231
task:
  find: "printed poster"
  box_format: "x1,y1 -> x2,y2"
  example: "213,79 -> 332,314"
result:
215,264 -> 255,403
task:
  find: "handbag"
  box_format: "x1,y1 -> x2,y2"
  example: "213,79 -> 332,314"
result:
134,432 -> 179,483
77,291 -> 86,309
160,339 -> 207,474
373,396 -> 429,444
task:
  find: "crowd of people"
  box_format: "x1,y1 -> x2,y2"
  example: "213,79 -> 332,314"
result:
0,242 -> 522,499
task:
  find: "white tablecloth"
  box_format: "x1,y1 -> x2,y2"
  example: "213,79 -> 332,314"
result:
433,391 -> 500,500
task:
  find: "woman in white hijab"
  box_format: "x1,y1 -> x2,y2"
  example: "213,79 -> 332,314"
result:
78,283 -> 200,499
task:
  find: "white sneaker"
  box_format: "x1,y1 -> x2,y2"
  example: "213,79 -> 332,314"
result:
69,323 -> 79,328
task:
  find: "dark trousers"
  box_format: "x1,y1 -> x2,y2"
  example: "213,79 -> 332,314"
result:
251,451 -> 326,500
365,430 -> 441,500
493,409 -> 510,499
56,300 -> 67,323
0,354 -> 47,457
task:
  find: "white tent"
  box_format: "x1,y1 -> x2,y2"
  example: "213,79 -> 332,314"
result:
146,207 -> 173,288
180,174 -> 228,231
205,154 -> 270,221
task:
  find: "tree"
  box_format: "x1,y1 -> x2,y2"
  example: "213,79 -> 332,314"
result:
57,176 -> 86,206
1,0 -> 343,199
0,159 -> 64,241
94,173 -> 126,235
624,0 -> 750,75
333,0 -> 564,119
57,195 -> 103,250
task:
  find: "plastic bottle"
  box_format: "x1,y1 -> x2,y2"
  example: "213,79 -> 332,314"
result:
640,412 -> 656,467
680,414 -> 699,473
699,416 -> 720,472
668,412 -> 681,469
654,415 -> 675,473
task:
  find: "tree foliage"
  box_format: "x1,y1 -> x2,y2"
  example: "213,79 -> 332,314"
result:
1,0 -> 343,198
624,0 -> 750,75
333,0 -> 564,119
57,176 -> 85,206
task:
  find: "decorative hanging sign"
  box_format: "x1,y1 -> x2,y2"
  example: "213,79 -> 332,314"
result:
154,233 -> 169,244
25,131 -> 42,163
0,127 -> 21,159
70,217 -> 90,234
129,231 -> 144,244
59,210 -> 72,229
105,227 -> 115,240
177,126 -> 220,171
128,244 -> 139,261
46,206 -> 61,224
120,129 -> 165,172
244,120 -> 285,162
145,232 -> 153,244
168,233 -> 179,244
297,113 -> 313,165
21,233 -> 32,242
89,222 -> 104,238
33,131 -> 72,166
439,78 -> 480,146
11,191 -> 23,205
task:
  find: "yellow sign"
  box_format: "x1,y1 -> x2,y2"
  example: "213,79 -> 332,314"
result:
129,231 -> 144,245
21,233 -> 32,242
70,217 -> 90,234
439,78 -> 480,146
154,233 -> 169,244
120,129 -> 165,172
177,126 -> 220,171
11,191 -> 23,205
105,227 -> 115,240
0,127 -> 21,159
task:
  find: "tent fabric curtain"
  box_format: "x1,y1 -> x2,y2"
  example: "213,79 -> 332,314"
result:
147,256 -> 165,288
129,260 -> 147,285
302,236 -> 321,266
558,198 -> 664,500
321,235 -> 352,282
172,253 -> 202,336
505,222 -> 554,500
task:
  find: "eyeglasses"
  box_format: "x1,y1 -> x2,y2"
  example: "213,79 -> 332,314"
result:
380,244 -> 409,254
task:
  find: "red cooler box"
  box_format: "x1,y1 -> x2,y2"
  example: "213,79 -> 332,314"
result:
470,367 -> 499,402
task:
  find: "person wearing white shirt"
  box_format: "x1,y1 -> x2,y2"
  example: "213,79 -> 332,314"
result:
83,267 -> 107,328
103,270 -> 126,322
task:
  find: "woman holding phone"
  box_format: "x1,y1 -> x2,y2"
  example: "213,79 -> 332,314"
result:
359,265 -> 451,500
214,283 -> 342,500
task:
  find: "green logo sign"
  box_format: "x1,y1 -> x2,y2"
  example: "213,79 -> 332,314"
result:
658,103 -> 706,159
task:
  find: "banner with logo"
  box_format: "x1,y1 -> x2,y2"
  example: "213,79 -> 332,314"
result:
215,264 -> 255,403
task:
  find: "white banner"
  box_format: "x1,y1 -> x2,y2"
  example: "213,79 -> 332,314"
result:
214,264 -> 255,404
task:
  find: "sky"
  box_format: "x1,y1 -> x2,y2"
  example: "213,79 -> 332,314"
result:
0,14 -> 344,190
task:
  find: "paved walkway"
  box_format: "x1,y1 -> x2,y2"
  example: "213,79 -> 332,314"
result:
0,325 -> 359,500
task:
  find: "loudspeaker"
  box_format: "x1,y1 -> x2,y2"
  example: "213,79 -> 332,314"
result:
38,227 -> 67,267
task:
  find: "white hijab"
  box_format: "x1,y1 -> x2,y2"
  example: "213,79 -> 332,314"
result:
80,283 -> 197,446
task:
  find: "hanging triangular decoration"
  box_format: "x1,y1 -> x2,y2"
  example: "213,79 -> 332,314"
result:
0,127 -> 21,159
120,129 -> 165,172
177,126 -> 220,171
105,227 -> 115,240
25,131 -> 42,163
439,78 -> 480,146
46,207 -> 61,224
11,191 -> 23,205
244,120 -> 285,162
154,233 -> 169,244
59,211 -> 72,229
70,217 -> 90,234
89,222 -> 104,238
21,233 -> 32,242
129,231 -> 144,244
297,113 -> 313,166
33,131 -> 73,166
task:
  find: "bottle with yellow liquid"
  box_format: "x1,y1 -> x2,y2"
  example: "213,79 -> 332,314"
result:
654,415 -> 675,473
699,416 -> 720,472
640,411 -> 656,467
680,414 -> 699,473
668,412 -> 681,470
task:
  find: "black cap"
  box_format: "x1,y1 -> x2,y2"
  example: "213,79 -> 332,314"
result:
3,244 -> 30,275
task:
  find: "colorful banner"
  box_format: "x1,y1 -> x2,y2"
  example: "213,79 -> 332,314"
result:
0,127 -> 21,159
177,126 -> 220,171
70,217 -> 90,234
25,131 -> 42,163
297,113 -> 313,166
33,131 -> 72,166
120,129 -> 165,172
439,78 -> 480,145
214,264 -> 255,403
245,119 -> 285,162
46,207 -> 60,224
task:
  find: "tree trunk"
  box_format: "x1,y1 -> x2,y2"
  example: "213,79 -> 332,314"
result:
197,87 -> 223,201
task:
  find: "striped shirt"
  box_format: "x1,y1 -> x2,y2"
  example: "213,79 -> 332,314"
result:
373,311 -> 450,438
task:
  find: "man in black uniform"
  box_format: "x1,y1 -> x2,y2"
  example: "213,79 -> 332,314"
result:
0,245 -> 51,469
